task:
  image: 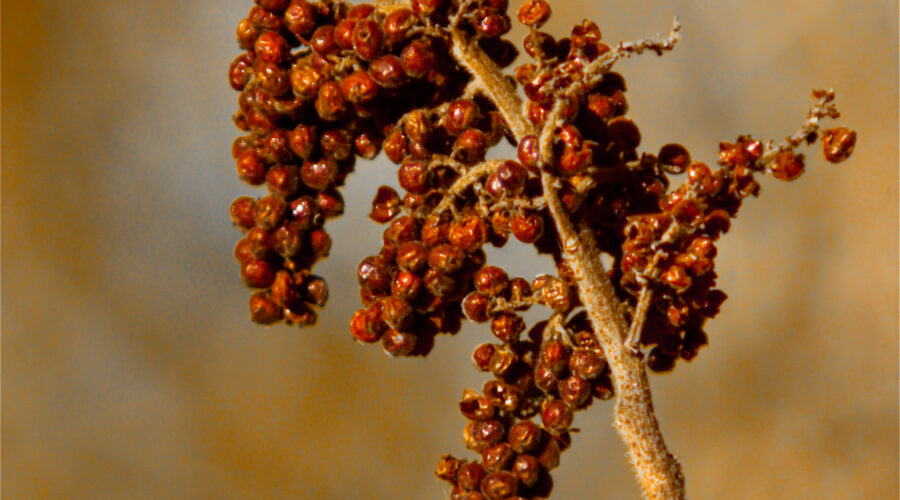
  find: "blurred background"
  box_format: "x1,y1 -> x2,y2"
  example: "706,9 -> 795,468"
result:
2,0 -> 897,498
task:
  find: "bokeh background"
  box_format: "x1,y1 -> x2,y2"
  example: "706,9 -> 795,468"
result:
3,0 -> 898,498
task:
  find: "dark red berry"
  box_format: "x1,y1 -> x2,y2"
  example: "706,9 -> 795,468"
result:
517,0 -> 551,27
249,292 -> 282,324
822,127 -> 856,163
507,420 -> 542,453
381,328 -> 417,356
369,55 -> 406,88
400,39 -> 436,79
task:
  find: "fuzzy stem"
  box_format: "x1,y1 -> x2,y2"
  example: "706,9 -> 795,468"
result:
448,28 -> 686,500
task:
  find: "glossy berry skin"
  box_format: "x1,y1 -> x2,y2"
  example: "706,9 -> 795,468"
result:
822,127 -> 856,163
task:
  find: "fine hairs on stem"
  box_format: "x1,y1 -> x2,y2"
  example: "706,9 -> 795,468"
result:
225,0 -> 857,498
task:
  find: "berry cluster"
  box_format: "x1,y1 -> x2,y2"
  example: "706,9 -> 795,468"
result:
227,0 -> 856,497
435,312 -> 615,499
228,0 -> 499,324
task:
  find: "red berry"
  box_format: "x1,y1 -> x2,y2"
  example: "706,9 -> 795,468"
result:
517,0 -> 551,27
822,127 -> 856,163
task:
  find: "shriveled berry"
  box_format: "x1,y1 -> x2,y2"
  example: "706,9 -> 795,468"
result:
448,214 -> 488,253
517,0 -> 551,27
559,376 -> 591,407
454,129 -> 488,164
457,461 -> 487,492
273,221 -> 303,257
480,471 -> 518,500
392,270 -> 423,301
315,81 -> 345,121
541,399 -> 573,434
268,270 -> 297,308
403,109 -> 433,145
436,454 -> 461,483
460,389 -> 495,421
290,64 -> 327,100
289,196 -> 321,230
568,348 -> 604,380
511,211 -> 543,243
401,39 -> 437,78
246,227 -> 273,259
474,266 -> 509,297
482,443 -> 515,473
249,292 -> 282,324
398,160 -> 430,194
423,268 -> 457,297
512,454 -> 540,488
357,255 -> 392,291
352,19 -> 383,60
228,53 -> 254,91
490,312 -> 524,343
236,151 -> 267,185
301,158 -> 338,190
524,30 -> 556,60
473,343 -> 496,371
255,31 -> 288,64
395,241 -> 429,272
310,25 -> 337,55
317,191 -> 343,219
254,195 -> 287,230
464,419 -> 505,452
309,229 -> 331,259
428,244 -> 466,273
265,164 -> 300,197
508,278 -> 531,306
288,124 -> 317,159
383,216 -> 419,245
241,258 -> 276,288
350,308 -> 379,342
284,0 -> 317,38
236,18 -> 260,50
770,150 -> 805,181
319,129 -> 352,160
508,420 -> 541,453
369,55 -> 406,88
383,130 -> 408,163
822,127 -> 856,163
462,292 -> 491,323
489,347 -> 516,377
536,437 -> 561,470
340,71 -> 378,104
381,295 -> 414,331
534,363 -> 558,393
369,186 -> 401,223
486,161 -> 527,198
444,99 -> 480,136
230,196 -> 257,230
384,8 -> 416,45
381,328 -> 417,356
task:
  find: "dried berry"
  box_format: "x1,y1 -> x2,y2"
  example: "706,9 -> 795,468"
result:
517,0 -> 551,27
770,150 -> 805,181
822,127 -> 856,163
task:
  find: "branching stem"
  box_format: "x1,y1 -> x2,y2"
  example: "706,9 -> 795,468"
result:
447,24 -> 687,500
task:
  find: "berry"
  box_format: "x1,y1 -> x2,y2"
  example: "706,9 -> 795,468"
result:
822,127 -> 856,163
517,0 -> 551,27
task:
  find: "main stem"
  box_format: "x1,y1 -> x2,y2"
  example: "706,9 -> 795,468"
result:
450,33 -> 686,500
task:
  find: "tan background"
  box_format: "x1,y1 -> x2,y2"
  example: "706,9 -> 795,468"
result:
3,0 -> 898,498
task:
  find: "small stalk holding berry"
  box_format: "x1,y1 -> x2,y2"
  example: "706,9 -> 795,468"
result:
226,0 -> 857,498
